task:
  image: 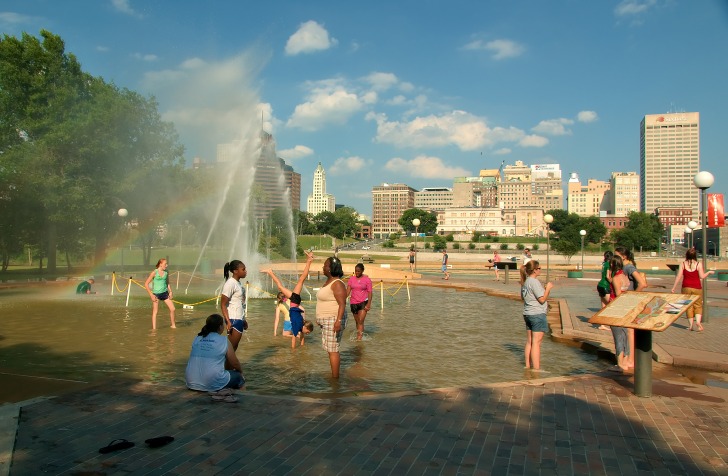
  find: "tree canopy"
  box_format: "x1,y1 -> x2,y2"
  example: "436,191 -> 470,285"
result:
398,208 -> 438,235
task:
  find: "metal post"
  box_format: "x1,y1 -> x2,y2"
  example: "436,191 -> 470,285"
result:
634,329 -> 652,397
414,226 -> 418,272
581,235 -> 585,270
546,226 -> 550,283
701,189 -> 709,323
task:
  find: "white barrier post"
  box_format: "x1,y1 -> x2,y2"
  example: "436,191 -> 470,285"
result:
111,272 -> 115,296
406,277 -> 410,301
176,271 -> 180,290
125,277 -> 132,307
245,281 -> 250,316
380,280 -> 384,309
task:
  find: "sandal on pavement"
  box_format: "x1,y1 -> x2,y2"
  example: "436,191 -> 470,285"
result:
145,436 -> 174,448
208,388 -> 233,397
99,439 -> 135,454
211,394 -> 238,403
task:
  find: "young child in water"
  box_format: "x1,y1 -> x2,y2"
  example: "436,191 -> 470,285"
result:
264,251 -> 315,348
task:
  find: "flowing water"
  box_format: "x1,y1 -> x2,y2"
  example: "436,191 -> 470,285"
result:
0,281 -> 610,396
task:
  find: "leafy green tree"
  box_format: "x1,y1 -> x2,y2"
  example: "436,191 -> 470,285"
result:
612,211 -> 663,252
553,239 -> 580,264
398,208 -> 438,235
332,206 -> 359,239
432,234 -> 447,251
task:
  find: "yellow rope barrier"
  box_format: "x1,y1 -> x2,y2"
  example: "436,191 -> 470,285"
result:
111,274 -> 131,293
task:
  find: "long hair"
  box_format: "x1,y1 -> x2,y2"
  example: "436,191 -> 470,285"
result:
685,247 -> 697,262
519,260 -> 540,284
328,256 -> 344,278
603,250 -> 613,262
224,260 -> 245,280
614,246 -> 636,267
609,255 -> 624,277
155,258 -> 166,269
198,313 -> 224,337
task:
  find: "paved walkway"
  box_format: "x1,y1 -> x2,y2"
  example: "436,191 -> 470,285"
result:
3,271 -> 728,475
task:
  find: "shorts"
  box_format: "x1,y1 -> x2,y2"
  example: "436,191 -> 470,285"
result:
681,287 -> 702,317
154,291 -> 169,301
611,326 -> 629,357
409,257 -> 415,264
317,312 -> 348,353
283,320 -> 292,332
290,314 -> 304,336
441,265 -> 447,272
350,300 -> 368,314
223,370 -> 245,389
523,314 -> 548,333
597,285 -> 610,298
229,318 -> 247,333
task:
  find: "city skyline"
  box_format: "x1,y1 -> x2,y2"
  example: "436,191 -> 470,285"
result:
1,1 -> 725,215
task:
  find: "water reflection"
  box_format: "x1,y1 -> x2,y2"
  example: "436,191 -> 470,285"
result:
0,283 -> 610,395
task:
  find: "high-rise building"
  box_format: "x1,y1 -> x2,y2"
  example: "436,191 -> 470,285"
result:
306,162 -> 335,216
452,169 -> 500,208
372,183 -> 417,239
566,173 -> 610,217
414,187 -> 453,212
610,172 -> 640,217
640,112 -> 700,216
498,161 -> 563,210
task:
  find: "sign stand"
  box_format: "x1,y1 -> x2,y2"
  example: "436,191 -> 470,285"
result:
634,329 -> 652,397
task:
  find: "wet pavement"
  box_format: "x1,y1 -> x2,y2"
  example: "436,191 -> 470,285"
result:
3,269 -> 728,475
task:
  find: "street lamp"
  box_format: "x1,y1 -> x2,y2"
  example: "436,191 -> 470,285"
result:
687,220 -> 698,249
694,170 -> 714,323
412,218 -> 421,272
543,214 -> 554,282
684,227 -> 692,249
579,229 -> 587,271
118,209 -> 128,272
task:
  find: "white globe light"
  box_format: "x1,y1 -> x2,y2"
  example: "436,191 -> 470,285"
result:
687,220 -> 698,230
412,218 -> 421,227
684,227 -> 692,234
118,208 -> 128,217
580,229 -> 587,236
543,214 -> 553,224
693,171 -> 714,189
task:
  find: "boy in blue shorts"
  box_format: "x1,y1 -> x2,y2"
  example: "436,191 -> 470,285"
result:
264,251 -> 315,348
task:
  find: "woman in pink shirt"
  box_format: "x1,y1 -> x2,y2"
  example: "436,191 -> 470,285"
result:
347,263 -> 373,341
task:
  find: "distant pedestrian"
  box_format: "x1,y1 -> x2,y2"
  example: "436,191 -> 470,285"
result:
441,249 -> 450,280
221,260 -> 247,351
670,247 -> 714,332
522,248 -> 532,266
519,260 -> 552,371
144,258 -> 176,329
409,247 -> 416,272
492,250 -> 501,281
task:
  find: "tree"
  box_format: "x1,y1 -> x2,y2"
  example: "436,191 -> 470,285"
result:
398,208 -> 438,235
611,211 -> 663,252
553,239 -> 580,265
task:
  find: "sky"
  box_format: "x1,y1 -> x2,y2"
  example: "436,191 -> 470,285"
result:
2,0 -> 727,217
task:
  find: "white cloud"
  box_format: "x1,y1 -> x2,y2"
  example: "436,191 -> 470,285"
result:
111,0 -> 141,17
385,155 -> 471,179
532,118 -> 574,136
141,51 -> 269,159
493,148 -> 512,155
577,110 -> 598,123
519,135 -> 549,147
0,12 -> 37,24
286,89 -> 364,131
463,38 -> 525,60
615,0 -> 657,16
96,46 -> 110,52
278,145 -> 314,161
329,156 -> 372,175
132,53 -> 158,62
363,72 -> 399,91
285,20 -> 338,55
368,110 -> 544,151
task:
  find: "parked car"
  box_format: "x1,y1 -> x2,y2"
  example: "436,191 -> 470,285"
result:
362,245 -> 371,250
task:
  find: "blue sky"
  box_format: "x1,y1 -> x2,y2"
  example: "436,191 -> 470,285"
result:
2,0 -> 727,216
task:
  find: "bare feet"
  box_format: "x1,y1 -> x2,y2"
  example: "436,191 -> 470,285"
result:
598,325 -> 610,331
697,324 -> 704,332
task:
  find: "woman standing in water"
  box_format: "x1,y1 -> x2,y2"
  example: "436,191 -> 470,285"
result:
144,258 -> 176,329
221,260 -> 247,352
316,254 -> 348,378
671,247 -> 713,331
519,260 -> 552,371
347,263 -> 373,341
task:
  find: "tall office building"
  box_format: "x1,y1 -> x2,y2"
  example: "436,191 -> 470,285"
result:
498,161 -> 563,210
372,183 -> 417,239
414,187 -> 453,212
306,162 -> 335,216
640,112 -> 700,216
610,172 -> 640,217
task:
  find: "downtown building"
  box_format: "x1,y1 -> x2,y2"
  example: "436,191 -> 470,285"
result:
566,173 -> 610,217
499,161 -> 563,211
640,112 -> 700,218
372,183 -> 417,239
306,162 -> 335,216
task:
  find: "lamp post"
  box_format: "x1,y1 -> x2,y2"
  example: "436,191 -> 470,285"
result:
544,214 -> 554,283
684,227 -> 692,249
687,220 -> 698,249
118,209 -> 128,273
579,229 -> 587,271
694,171 -> 714,323
412,218 -> 421,272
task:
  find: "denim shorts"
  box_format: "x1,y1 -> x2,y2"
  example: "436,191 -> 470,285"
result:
224,370 -> 245,389
611,326 -> 630,357
154,291 -> 169,301
523,314 -> 548,333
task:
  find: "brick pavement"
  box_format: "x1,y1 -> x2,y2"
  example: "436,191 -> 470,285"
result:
5,270 -> 728,475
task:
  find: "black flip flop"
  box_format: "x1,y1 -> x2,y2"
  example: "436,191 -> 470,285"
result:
145,436 -> 174,448
99,439 -> 135,454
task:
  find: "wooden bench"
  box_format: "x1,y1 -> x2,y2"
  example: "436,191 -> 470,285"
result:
360,254 -> 374,263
